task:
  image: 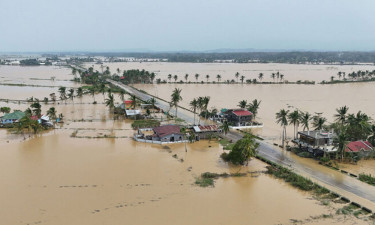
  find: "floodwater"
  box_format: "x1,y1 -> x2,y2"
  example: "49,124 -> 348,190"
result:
0,65 -> 373,224
92,62 -> 375,82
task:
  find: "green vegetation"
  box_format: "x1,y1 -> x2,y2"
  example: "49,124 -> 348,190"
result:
266,165 -> 315,191
322,69 -> 375,84
358,173 -> 375,186
131,119 -> 160,129
195,172 -> 247,187
221,134 -> 259,165
219,138 -> 235,150
0,107 -> 11,114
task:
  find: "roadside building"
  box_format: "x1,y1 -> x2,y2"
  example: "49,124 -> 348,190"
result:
295,130 -> 337,155
152,125 -> 183,142
193,125 -> 221,140
224,109 -> 253,126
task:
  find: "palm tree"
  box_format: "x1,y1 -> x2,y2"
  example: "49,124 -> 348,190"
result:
99,83 -> 106,98
117,68 -> 121,75
271,73 -> 276,82
300,112 -> 312,131
235,72 -> 240,83
105,93 -> 115,111
190,98 -> 198,125
258,73 -> 264,82
58,87 -> 66,101
130,95 -> 137,109
148,97 -> 157,116
47,107 -> 57,120
171,88 -> 182,120
247,99 -> 261,121
173,75 -> 178,82
197,97 -> 204,124
30,102 -> 42,117
119,89 -> 126,101
68,88 -> 74,102
312,115 -> 327,131
334,105 -> 349,124
168,74 -> 172,82
280,74 -> 284,82
76,87 -> 83,97
221,120 -> 229,135
240,75 -> 245,84
205,74 -> 210,83
238,100 -> 247,109
216,74 -> 221,82
288,110 -> 300,139
276,109 -> 289,147
184,74 -> 189,82
195,73 -> 199,82
202,96 -> 210,121
50,93 -> 56,102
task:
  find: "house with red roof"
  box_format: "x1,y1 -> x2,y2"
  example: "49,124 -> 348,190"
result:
224,109 -> 253,126
345,141 -> 373,157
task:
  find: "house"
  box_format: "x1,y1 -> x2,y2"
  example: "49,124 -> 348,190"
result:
345,141 -> 374,157
124,100 -> 135,110
193,125 -> 221,140
125,109 -> 141,117
224,109 -> 253,126
0,111 -> 25,124
152,125 -> 183,142
296,130 -> 337,155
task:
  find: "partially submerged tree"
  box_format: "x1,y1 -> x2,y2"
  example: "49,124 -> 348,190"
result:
221,134 -> 259,165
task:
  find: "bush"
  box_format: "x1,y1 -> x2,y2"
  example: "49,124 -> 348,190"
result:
220,135 -> 259,165
359,173 -> 375,186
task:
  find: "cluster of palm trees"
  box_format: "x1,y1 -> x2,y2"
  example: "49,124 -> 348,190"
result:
335,70 -> 375,81
189,96 -> 210,125
237,99 -> 261,121
275,106 -> 375,151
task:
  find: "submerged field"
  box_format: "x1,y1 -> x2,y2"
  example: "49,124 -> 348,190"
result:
0,65 -> 374,224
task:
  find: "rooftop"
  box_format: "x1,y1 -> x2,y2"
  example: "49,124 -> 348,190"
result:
345,141 -> 373,152
193,125 -> 219,133
232,109 -> 252,117
298,130 -> 336,139
153,125 -> 181,138
1,111 -> 25,120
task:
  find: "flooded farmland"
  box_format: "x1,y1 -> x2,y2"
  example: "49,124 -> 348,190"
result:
0,65 -> 374,224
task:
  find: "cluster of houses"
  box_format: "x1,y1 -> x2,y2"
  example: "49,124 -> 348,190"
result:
0,111 -> 54,127
293,130 -> 374,157
134,124 -> 221,144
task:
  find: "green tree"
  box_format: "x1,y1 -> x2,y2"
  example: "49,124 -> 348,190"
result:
171,88 -> 182,120
312,115 -> 327,130
235,72 -> 240,83
240,75 -> 245,84
68,88 -> 74,102
334,105 -> 349,125
195,73 -> 199,82
238,100 -> 247,109
58,87 -> 66,100
30,102 -> 42,117
76,87 -> 83,97
184,74 -> 189,82
221,120 -> 230,135
47,107 -> 57,120
190,98 -> 198,125
288,110 -> 301,139
276,109 -> 289,147
247,99 -> 261,121
105,93 -> 115,111
258,73 -> 264,82
206,74 -> 210,83
173,74 -> 178,82
300,112 -> 312,131
168,74 -> 172,82
0,107 -> 11,114
221,134 -> 259,165
216,74 -> 221,82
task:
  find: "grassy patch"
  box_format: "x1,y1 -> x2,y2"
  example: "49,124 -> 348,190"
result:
358,173 -> 375,186
219,139 -> 235,150
195,177 -> 214,187
266,165 -> 315,191
195,172 -> 247,187
131,119 -> 160,129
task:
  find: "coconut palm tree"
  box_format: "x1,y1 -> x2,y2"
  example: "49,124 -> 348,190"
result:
271,73 -> 276,82
170,88 -> 182,120
300,112 -> 312,131
168,74 -> 172,82
334,105 -> 349,125
105,93 -> 115,111
202,96 -> 210,120
206,74 -> 210,83
276,109 -> 289,147
238,100 -> 247,109
68,88 -> 74,103
312,115 -> 327,131
195,73 -> 199,82
216,74 -> 221,82
76,87 -> 83,97
148,97 -> 157,116
50,93 -> 56,102
184,74 -> 189,82
197,97 -> 204,124
258,73 -> 264,82
30,102 -> 42,117
240,75 -> 245,84
190,98 -> 198,125
247,99 -> 261,121
235,72 -> 240,83
58,87 -> 66,101
221,120 -> 230,135
173,75 -> 178,82
288,110 -> 300,139
47,107 -> 57,120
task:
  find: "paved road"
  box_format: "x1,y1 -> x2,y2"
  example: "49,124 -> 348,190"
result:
109,79 -> 375,209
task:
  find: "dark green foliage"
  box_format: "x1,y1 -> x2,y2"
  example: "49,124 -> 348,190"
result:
266,165 -> 315,191
220,135 -> 259,165
358,173 -> 375,186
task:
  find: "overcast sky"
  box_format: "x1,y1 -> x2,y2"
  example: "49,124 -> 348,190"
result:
1,0 -> 375,52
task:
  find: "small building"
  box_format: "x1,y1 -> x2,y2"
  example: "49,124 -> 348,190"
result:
124,100 -> 135,110
152,125 -> 183,142
296,130 -> 337,155
0,111 -> 25,124
224,109 -> 253,126
345,141 -> 374,157
193,125 -> 221,140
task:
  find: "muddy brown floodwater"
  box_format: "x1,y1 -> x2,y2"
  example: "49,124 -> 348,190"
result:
0,65 -> 373,224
